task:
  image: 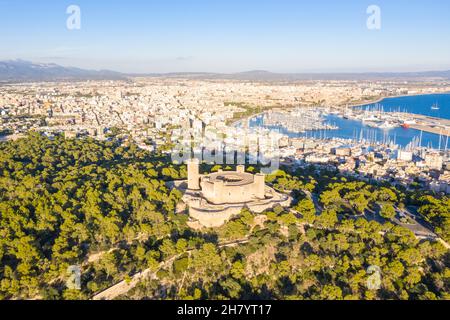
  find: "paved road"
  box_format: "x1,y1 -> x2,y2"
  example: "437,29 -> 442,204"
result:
305,190 -> 449,247
92,237 -> 250,300
92,255 -> 177,300
303,190 -> 322,214
393,206 -> 437,238
93,193 -> 449,300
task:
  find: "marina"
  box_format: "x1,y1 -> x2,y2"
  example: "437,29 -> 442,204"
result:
262,107 -> 338,133
245,93 -> 450,150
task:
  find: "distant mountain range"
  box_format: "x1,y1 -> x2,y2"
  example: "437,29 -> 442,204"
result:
141,69 -> 450,81
0,60 -> 125,82
1,60 -> 450,82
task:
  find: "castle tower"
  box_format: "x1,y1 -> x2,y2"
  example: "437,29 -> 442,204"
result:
213,180 -> 224,204
187,158 -> 200,190
254,173 -> 266,199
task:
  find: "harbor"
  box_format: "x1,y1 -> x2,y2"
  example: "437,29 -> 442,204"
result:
338,107 -> 450,137
262,107 -> 338,133
245,93 -> 450,150
403,113 -> 450,136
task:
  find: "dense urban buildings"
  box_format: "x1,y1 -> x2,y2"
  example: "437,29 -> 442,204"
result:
1,78 -> 449,194
1,0 -> 450,312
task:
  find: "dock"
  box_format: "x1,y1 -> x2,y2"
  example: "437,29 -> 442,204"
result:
393,112 -> 450,136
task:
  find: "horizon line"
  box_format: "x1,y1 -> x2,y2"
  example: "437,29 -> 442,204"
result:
2,59 -> 450,77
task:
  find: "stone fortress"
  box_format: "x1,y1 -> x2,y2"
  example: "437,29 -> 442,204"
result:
182,159 -> 292,228
187,158 -> 266,204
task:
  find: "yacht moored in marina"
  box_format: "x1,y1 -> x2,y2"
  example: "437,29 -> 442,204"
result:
431,103 -> 440,110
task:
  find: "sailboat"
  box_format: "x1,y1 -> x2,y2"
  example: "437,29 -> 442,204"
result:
431,102 -> 440,110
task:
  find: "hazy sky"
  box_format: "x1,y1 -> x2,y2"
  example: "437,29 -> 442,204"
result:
1,0 -> 450,73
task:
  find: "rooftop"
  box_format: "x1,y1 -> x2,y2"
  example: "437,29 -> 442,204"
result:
204,171 -> 254,186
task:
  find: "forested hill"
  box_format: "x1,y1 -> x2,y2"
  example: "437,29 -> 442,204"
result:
0,134 -> 448,300
0,133 -> 186,299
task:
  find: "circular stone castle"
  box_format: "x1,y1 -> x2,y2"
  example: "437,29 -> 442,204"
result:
188,158 -> 266,205
181,159 -> 292,228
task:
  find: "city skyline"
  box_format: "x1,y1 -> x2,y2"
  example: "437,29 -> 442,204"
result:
1,0 -> 450,73
0,0 -> 450,305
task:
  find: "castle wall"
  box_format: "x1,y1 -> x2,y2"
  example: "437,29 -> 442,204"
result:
187,158 -> 200,190
186,189 -> 292,228
201,178 -> 265,205
254,173 -> 266,199
185,162 -> 273,226
189,206 -> 243,228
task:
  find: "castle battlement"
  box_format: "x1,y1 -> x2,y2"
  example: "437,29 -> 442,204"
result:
187,159 -> 266,205
183,159 -> 291,228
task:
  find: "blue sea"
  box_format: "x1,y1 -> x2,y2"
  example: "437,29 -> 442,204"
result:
248,93 -> 450,149
359,93 -> 450,120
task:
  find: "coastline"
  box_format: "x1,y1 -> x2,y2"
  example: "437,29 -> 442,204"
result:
346,90 -> 450,109
234,91 -> 450,126
235,91 -> 450,148
230,91 -> 450,139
